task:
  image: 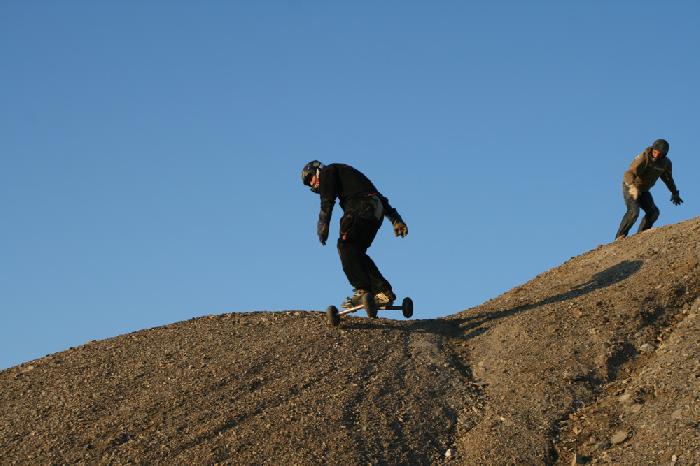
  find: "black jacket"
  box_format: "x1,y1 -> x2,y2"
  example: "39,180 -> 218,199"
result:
317,163 -> 402,226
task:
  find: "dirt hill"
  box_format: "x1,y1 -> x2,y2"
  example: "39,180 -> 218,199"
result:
2,217 -> 699,465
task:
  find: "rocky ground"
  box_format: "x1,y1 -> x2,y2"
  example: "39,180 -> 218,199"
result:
1,217 -> 699,465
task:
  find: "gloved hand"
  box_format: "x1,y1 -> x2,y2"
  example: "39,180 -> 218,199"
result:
317,221 -> 329,245
393,220 -> 408,238
671,191 -> 683,206
627,184 -> 639,200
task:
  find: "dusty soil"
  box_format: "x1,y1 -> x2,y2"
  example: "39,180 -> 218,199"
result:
2,217 -> 699,465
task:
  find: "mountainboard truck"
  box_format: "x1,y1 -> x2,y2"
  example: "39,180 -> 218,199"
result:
326,294 -> 413,326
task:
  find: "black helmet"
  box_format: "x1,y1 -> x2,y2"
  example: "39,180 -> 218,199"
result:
652,138 -> 669,156
301,160 -> 324,192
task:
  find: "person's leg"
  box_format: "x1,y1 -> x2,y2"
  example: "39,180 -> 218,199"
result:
337,214 -> 372,292
337,242 -> 371,289
616,183 -> 640,238
359,219 -> 393,295
338,199 -> 393,301
637,191 -> 660,232
367,256 -> 395,305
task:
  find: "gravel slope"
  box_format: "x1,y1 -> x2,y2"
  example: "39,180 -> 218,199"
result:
1,313 -> 481,464
453,217 -> 700,464
2,217 -> 699,465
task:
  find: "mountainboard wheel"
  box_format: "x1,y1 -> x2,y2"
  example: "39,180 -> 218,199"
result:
326,305 -> 340,327
363,293 -> 378,318
402,297 -> 413,318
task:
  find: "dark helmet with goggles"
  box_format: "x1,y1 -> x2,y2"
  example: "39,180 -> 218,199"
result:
301,160 -> 324,192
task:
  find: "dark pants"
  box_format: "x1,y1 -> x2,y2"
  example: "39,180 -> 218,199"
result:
615,183 -> 660,238
336,197 -> 391,293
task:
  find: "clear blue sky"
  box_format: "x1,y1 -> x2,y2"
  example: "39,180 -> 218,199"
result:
2,2 -> 699,369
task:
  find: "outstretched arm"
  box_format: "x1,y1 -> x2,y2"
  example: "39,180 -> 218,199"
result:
661,162 -> 683,205
379,194 -> 408,237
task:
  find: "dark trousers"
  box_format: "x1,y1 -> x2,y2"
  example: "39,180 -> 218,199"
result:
336,199 -> 391,293
616,183 -> 660,238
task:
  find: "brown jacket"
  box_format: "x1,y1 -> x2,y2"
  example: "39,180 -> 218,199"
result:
623,147 -> 678,193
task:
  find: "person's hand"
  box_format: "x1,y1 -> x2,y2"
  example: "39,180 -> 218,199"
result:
317,221 -> 329,245
671,191 -> 683,206
628,184 -> 639,200
393,220 -> 408,238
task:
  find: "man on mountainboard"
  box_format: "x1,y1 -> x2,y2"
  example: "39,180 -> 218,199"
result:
301,161 -> 408,308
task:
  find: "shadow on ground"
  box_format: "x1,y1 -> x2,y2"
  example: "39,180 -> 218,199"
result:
341,260 -> 644,341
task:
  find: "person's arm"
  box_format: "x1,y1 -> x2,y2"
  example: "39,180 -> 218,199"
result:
379,194 -> 408,237
317,167 -> 337,245
660,160 -> 678,194
317,198 -> 334,245
661,160 -> 683,205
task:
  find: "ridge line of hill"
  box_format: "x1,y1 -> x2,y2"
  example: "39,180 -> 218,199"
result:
1,216 -> 699,464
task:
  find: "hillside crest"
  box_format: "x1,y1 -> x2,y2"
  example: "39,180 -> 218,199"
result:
2,217 -> 699,464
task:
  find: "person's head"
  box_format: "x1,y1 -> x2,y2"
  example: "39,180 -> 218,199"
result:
301,160 -> 324,193
651,138 -> 669,159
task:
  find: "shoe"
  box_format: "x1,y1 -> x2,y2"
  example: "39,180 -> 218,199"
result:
374,289 -> 396,306
341,289 -> 368,309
